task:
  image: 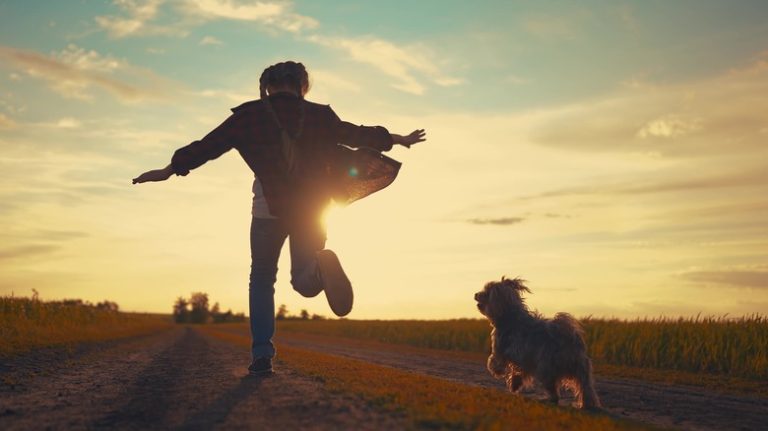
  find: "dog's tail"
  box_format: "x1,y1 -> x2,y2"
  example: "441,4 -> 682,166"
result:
550,312 -> 586,345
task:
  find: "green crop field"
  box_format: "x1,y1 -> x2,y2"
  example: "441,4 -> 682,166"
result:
0,295 -> 172,356
278,315 -> 768,380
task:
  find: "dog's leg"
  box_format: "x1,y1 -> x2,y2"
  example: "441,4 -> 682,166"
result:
577,357 -> 602,410
543,378 -> 560,405
505,365 -> 524,393
487,353 -> 507,379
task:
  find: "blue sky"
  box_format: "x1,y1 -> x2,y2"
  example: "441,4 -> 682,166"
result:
1,0 -> 767,318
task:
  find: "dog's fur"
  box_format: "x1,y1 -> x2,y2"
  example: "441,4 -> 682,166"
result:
475,277 -> 601,409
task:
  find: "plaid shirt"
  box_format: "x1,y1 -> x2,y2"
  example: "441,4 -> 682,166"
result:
171,93 -> 394,218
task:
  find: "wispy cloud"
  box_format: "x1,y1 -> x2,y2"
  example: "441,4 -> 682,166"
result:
0,244 -> 59,261
306,35 -> 462,95
96,0 -> 317,38
636,114 -> 703,139
530,52 -> 768,157
55,118 -> 82,129
180,0 -> 317,32
199,35 -> 223,46
96,0 -> 184,38
467,217 -> 526,226
92,1 -> 461,96
681,269 -> 768,289
521,168 -> 768,201
0,44 -> 180,102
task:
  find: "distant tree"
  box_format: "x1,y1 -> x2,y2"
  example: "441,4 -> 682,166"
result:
96,300 -> 119,312
276,304 -> 288,320
173,297 -> 190,323
58,299 -> 85,307
189,292 -> 210,323
300,309 -> 310,320
173,293 -> 246,324
311,313 -> 326,320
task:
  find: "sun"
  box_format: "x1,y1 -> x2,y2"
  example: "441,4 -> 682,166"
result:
320,201 -> 343,232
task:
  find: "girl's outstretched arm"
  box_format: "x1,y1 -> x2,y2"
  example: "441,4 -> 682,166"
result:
133,164 -> 174,184
391,129 -> 426,148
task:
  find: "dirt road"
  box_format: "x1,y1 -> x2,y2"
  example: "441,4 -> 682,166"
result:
272,331 -> 768,431
0,327 -> 406,430
2,326 -> 766,430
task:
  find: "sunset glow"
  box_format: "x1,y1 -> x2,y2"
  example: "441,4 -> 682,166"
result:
1,1 -> 767,319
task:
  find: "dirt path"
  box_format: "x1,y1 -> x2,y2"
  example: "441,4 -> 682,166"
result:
3,327 -> 765,430
271,331 -> 768,431
0,327 -> 406,430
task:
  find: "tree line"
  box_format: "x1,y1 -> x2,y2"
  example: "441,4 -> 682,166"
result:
172,292 -> 246,324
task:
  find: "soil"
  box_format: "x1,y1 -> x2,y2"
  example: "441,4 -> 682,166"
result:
272,331 -> 768,431
2,326 -> 766,431
0,327 -> 407,430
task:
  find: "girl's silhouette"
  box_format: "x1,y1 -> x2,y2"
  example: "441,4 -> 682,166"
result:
133,61 -> 426,375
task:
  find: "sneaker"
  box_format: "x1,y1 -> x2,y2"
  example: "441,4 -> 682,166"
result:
248,357 -> 274,376
316,249 -> 353,317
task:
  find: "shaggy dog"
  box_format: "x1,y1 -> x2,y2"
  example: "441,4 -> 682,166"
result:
475,277 -> 601,409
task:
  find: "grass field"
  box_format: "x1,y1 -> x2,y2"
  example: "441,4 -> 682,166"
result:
0,296 -> 172,357
277,315 -> 768,381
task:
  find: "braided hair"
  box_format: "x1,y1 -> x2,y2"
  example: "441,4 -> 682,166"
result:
259,61 -> 310,173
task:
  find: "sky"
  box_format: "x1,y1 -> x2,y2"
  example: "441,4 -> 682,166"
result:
1,0 -> 767,319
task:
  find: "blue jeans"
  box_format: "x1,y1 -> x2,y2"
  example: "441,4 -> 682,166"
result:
248,217 -> 326,359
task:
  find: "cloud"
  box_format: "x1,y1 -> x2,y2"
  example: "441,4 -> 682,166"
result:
91,1 -> 462,96
199,35 -> 223,46
530,52 -> 768,157
522,168 -> 768,201
0,113 -> 16,129
307,68 -> 361,96
0,229 -> 89,244
36,230 -> 90,241
95,0 -> 184,38
181,0 -> 317,32
681,269 -> 768,289
53,44 -> 125,73
96,0 -> 317,38
55,118 -> 82,129
636,114 -> 702,139
307,35 -> 462,95
0,244 -> 59,261
0,44 -> 180,102
467,217 -> 525,226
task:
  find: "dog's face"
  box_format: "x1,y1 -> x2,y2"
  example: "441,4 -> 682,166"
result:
475,277 -> 530,321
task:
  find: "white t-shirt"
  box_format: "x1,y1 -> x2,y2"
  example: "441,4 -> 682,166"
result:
252,177 -> 276,219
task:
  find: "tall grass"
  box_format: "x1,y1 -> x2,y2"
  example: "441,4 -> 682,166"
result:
0,296 -> 172,356
280,319 -> 489,351
278,315 -> 768,380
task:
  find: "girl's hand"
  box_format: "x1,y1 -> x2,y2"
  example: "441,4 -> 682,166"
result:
392,129 -> 426,148
132,165 -> 174,184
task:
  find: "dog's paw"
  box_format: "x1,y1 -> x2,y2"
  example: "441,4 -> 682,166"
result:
506,374 -> 524,393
